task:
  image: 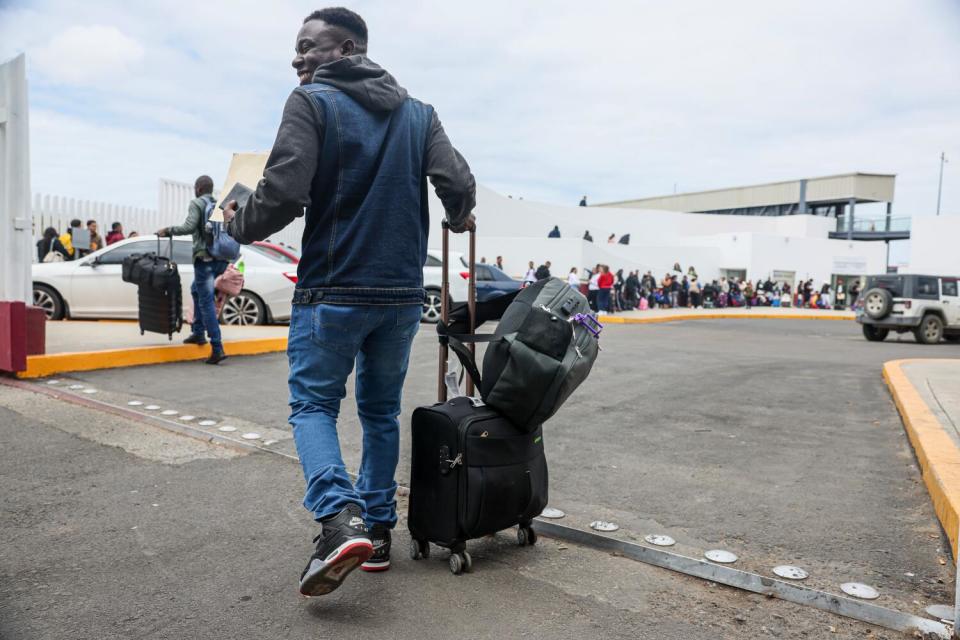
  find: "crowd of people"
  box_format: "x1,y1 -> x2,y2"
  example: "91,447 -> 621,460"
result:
520,260 -> 862,314
36,218 -> 138,262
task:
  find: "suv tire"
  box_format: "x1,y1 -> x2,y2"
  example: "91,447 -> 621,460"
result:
914,314 -> 944,345
862,288 -> 893,320
862,324 -> 889,342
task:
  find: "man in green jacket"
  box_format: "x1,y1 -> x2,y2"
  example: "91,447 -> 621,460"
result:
157,175 -> 228,364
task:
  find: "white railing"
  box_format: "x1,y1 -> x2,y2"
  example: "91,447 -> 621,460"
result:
31,193 -> 162,243
31,180 -> 307,257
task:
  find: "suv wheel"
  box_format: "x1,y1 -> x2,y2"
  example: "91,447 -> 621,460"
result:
914,314 -> 944,344
862,288 -> 893,320
862,324 -> 889,342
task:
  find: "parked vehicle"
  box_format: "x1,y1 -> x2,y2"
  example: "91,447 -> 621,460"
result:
422,249 -> 469,323
474,263 -> 522,302
856,274 -> 960,344
32,235 -> 295,325
251,241 -> 300,264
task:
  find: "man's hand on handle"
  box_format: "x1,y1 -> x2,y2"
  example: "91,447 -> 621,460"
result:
449,213 -> 476,234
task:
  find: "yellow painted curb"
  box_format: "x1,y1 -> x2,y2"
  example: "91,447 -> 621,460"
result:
598,312 -> 854,324
883,359 -> 960,558
16,337 -> 288,379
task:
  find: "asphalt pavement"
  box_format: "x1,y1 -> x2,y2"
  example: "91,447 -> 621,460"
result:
4,319 -> 960,638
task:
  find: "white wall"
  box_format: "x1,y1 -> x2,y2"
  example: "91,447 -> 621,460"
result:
0,54 -> 32,303
905,216 -> 960,275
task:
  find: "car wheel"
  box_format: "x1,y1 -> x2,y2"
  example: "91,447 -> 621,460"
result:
862,324 -> 889,342
33,284 -> 64,320
422,288 -> 444,324
220,291 -> 266,326
862,288 -> 892,320
914,314 -> 944,344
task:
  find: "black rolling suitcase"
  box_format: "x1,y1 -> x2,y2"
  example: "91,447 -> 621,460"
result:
407,223 -> 548,574
123,237 -> 183,340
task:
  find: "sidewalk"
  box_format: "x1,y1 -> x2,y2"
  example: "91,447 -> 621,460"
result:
19,321 -> 288,378
600,307 -> 854,324
884,359 -> 960,556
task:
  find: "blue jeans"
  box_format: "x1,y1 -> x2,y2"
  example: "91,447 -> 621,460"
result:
597,288 -> 611,312
191,259 -> 228,347
287,303 -> 421,527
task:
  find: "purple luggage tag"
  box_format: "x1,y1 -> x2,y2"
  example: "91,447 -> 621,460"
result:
571,312 -> 603,339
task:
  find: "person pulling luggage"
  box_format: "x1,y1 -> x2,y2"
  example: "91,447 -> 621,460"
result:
221,7 -> 476,596
157,175 -> 229,365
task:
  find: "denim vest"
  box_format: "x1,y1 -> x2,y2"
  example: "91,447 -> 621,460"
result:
294,83 -> 434,306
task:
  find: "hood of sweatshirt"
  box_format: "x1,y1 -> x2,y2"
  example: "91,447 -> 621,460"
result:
310,55 -> 408,112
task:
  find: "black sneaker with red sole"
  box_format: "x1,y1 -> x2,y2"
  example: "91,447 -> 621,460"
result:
299,504 -> 373,596
361,525 -> 391,572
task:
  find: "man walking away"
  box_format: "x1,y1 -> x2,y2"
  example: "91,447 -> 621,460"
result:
548,225 -> 560,238
495,256 -> 504,271
583,229 -> 593,242
222,7 -> 475,596
579,195 -> 588,207
158,175 -> 229,365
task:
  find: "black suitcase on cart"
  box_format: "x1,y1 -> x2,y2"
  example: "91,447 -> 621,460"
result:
407,223 -> 548,574
122,238 -> 183,340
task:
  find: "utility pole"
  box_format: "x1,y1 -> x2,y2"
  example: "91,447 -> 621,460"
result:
936,152 -> 947,216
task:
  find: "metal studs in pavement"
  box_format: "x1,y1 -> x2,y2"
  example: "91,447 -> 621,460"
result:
644,534 -> 675,546
198,420 -> 217,427
773,565 -> 809,580
127,401 -> 143,406
178,415 -> 195,421
925,604 -> 954,622
241,432 -> 261,440
161,409 -> 178,416
590,520 -> 619,532
46,380 -> 60,385
69,384 -> 84,390
840,582 -> 879,600
82,388 -> 97,394
704,549 -> 738,564
218,425 -> 237,432
540,507 -> 565,519
144,405 -> 160,411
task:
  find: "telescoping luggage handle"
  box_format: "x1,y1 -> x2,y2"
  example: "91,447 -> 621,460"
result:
438,220 -> 477,402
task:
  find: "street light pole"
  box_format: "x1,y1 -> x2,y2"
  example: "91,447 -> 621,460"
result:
936,151 -> 947,216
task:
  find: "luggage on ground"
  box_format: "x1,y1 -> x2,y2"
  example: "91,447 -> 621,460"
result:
407,222 -> 548,575
122,237 -> 183,340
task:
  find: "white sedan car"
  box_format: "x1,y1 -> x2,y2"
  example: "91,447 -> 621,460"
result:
422,249 -> 469,323
32,235 -> 295,325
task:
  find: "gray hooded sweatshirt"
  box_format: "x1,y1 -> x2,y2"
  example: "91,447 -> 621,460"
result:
226,55 -> 475,246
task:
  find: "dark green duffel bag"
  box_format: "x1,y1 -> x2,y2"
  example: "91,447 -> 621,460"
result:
446,278 -> 601,432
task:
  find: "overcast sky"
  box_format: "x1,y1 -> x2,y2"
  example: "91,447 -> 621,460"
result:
2,0 -> 958,263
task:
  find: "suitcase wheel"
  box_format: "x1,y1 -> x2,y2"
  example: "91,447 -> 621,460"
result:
517,525 -> 537,547
448,551 -> 472,575
409,538 -> 430,561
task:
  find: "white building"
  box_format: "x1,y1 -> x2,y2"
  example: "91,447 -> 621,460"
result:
436,185 -> 886,288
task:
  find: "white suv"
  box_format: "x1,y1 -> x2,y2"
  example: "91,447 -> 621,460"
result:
857,274 -> 960,344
